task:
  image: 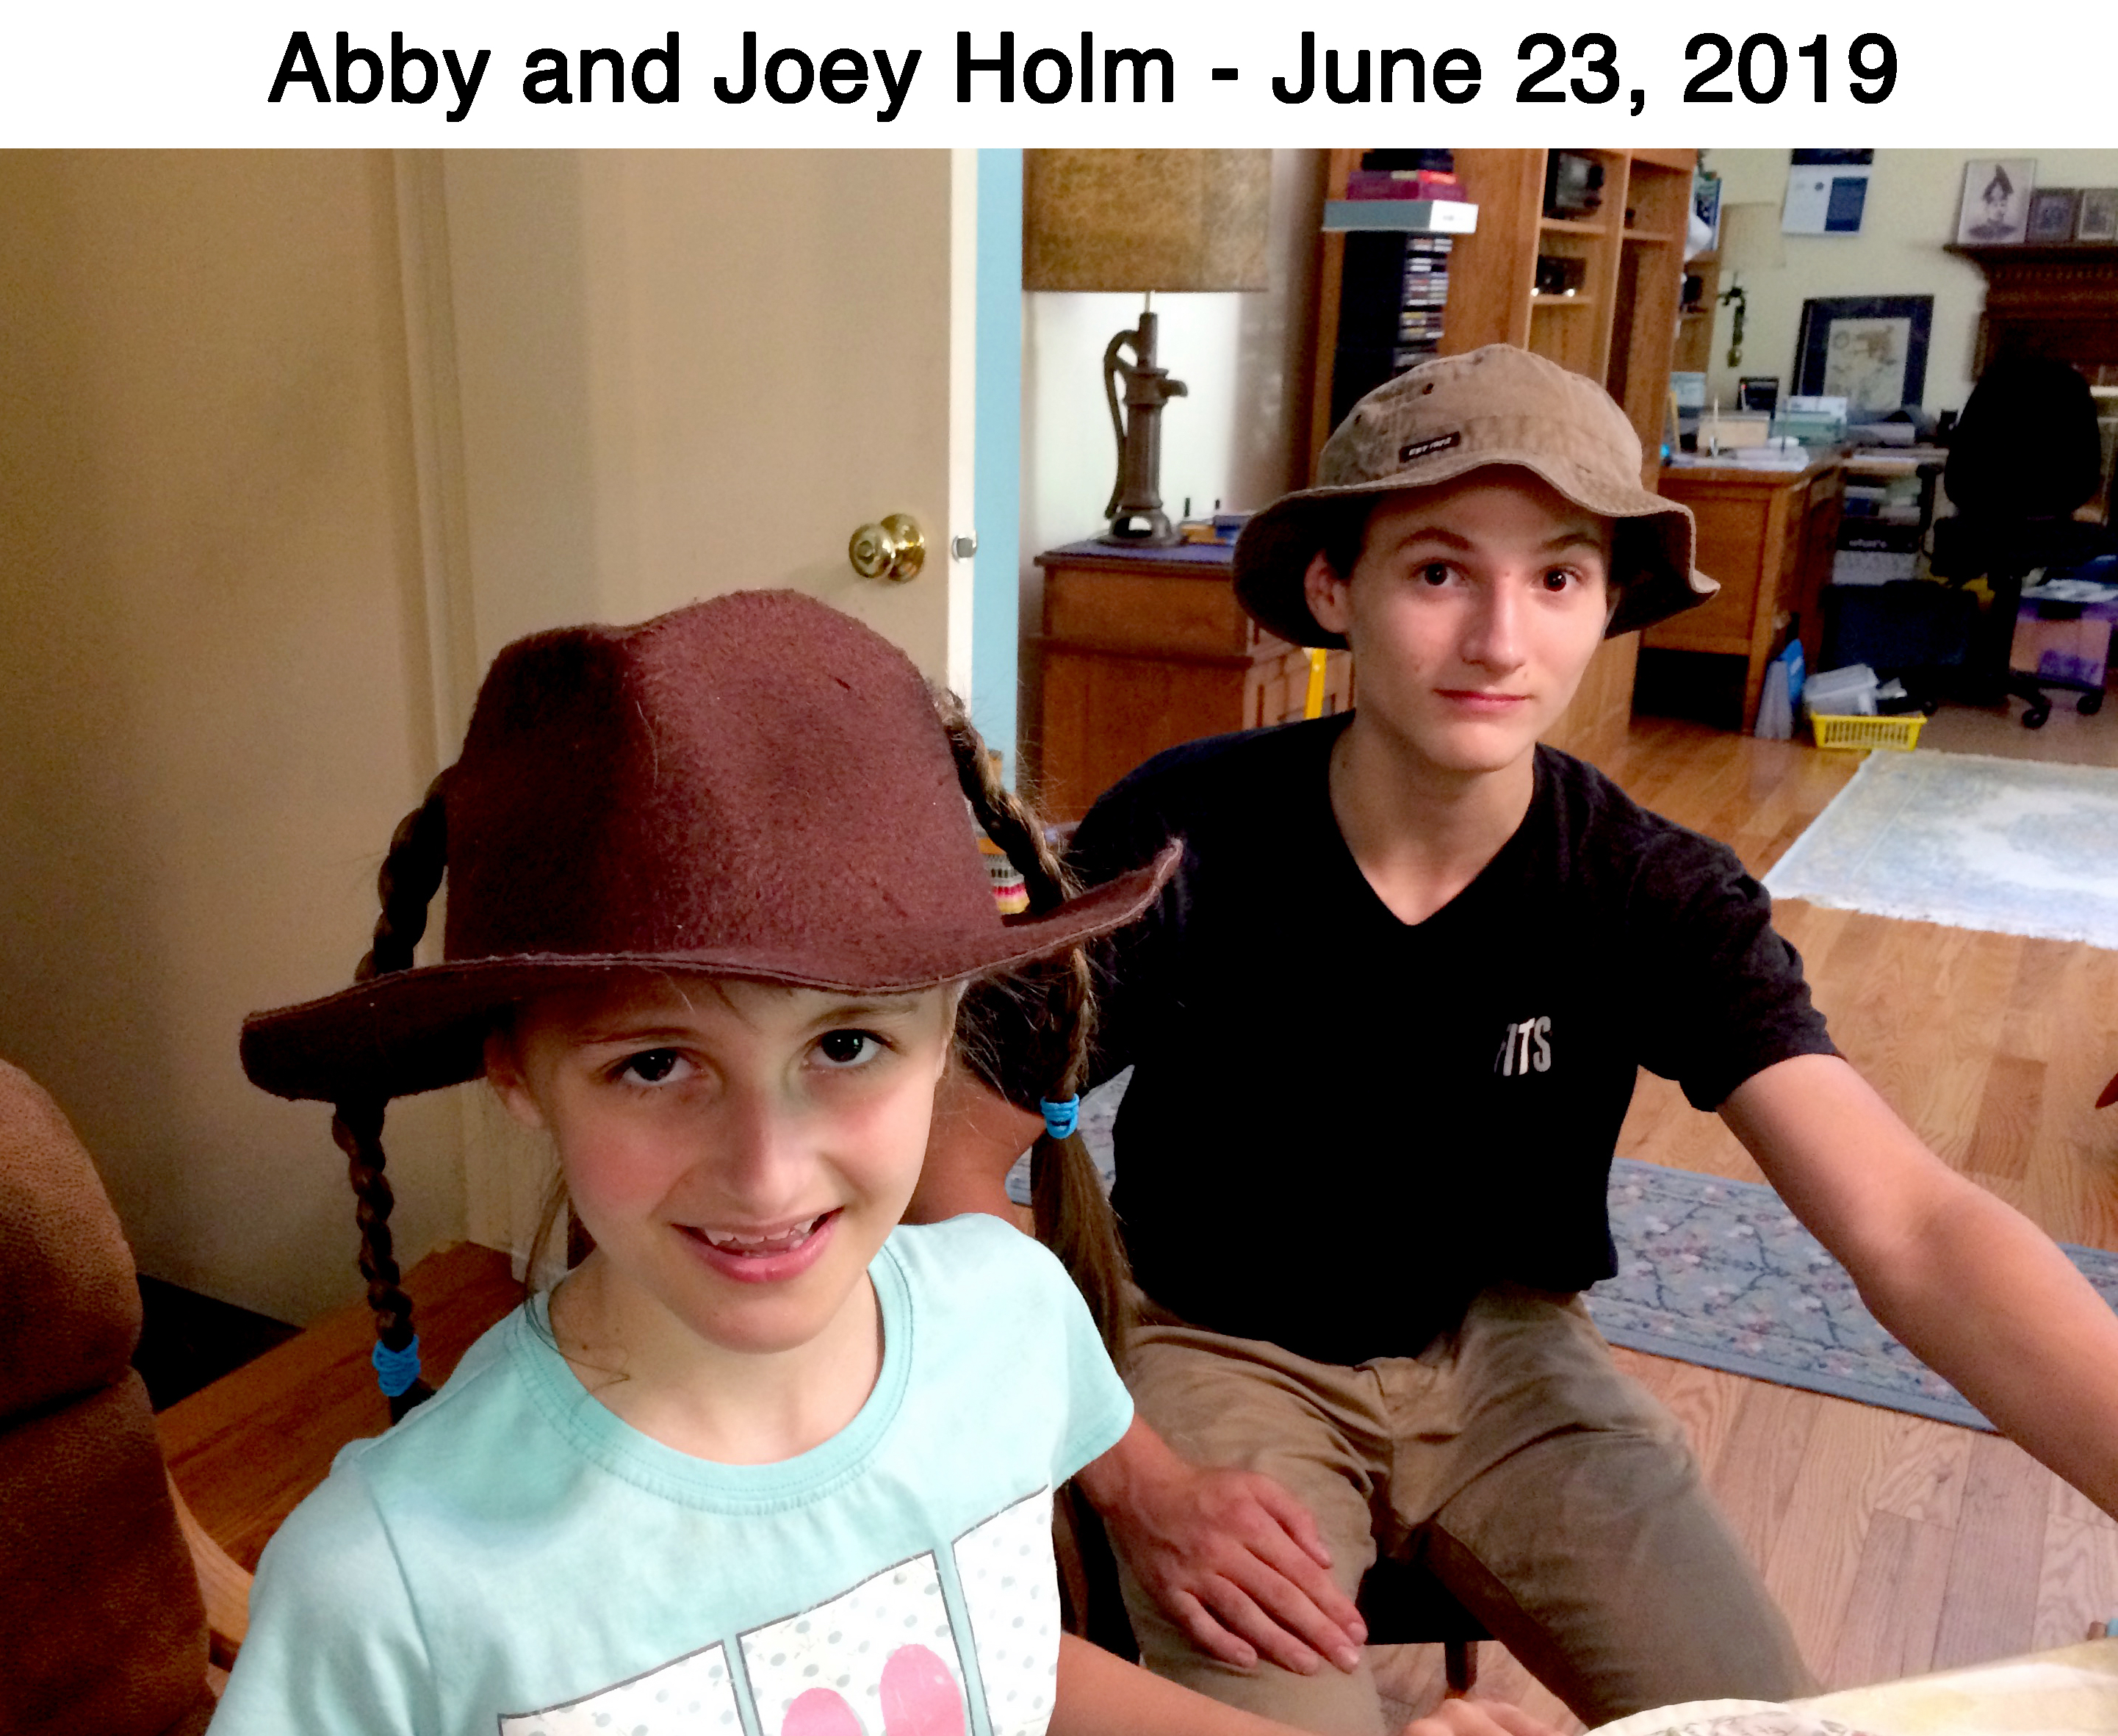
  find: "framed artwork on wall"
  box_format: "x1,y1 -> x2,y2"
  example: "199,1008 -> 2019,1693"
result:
2028,190 -> 2080,243
1793,295 -> 1934,414
2078,189 -> 2118,244
1956,159 -> 2035,245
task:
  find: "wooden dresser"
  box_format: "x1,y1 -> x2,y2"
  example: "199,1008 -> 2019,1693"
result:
1030,539 -> 1352,821
1649,457 -> 1845,730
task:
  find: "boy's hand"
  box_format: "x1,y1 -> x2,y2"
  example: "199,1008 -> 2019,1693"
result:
1402,1698 -> 1568,1736
1077,1419 -> 1367,1675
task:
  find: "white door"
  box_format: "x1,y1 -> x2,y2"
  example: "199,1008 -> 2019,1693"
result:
397,148 -> 984,1261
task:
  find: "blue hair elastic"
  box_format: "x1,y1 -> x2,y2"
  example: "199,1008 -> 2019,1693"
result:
372,1335 -> 423,1400
1040,1096 -> 1081,1141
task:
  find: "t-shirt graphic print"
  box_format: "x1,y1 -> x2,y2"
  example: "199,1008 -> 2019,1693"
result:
497,1489 -> 1061,1736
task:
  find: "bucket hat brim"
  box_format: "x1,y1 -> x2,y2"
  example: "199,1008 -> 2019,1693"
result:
241,845 -> 1178,1105
1232,345 -> 1718,647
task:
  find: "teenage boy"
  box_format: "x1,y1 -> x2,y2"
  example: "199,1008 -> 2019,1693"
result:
915,345 -> 2118,1732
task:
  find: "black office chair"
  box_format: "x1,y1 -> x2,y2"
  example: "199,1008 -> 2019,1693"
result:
1930,355 -> 2116,727
1359,1551 -> 1488,1695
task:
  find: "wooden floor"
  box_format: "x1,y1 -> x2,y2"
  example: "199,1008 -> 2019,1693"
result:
165,713 -> 2118,1726
1379,716 -> 2118,1729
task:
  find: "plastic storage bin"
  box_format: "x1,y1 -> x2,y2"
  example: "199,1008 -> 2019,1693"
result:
1809,713 -> 1926,751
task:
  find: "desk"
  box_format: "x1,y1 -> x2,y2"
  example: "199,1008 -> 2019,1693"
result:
1651,457 -> 1845,731
1031,539 -> 1352,822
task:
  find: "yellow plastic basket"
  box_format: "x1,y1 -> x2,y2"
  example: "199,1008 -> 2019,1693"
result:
1809,711 -> 1926,752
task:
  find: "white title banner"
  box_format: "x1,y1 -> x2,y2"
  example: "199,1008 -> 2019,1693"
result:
7,2 -> 2112,146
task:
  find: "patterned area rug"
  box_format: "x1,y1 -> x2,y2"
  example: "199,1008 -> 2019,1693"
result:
1762,750 -> 2118,948
1588,1159 -> 2118,1430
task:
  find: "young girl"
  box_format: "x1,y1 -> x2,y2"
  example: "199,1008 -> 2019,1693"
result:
218,590 -> 1549,1736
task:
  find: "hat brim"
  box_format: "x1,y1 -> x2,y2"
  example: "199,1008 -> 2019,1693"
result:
1232,451 -> 1717,647
242,846 -> 1178,1104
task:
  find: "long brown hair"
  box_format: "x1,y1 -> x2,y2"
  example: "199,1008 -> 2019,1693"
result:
932,692 -> 1135,1364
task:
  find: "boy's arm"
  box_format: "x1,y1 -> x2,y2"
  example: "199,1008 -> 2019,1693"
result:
1723,1051 -> 2118,1519
1053,1635 -> 1558,1736
1074,1416 -> 1367,1675
907,1056 -> 1043,1224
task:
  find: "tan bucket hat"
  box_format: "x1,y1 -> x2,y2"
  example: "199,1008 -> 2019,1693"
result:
1233,345 -> 1716,645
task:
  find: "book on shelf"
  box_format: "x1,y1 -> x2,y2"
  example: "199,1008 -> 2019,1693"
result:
1344,170 -> 1463,201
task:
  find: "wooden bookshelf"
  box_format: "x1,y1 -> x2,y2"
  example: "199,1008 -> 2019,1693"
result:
1304,148 -> 1698,762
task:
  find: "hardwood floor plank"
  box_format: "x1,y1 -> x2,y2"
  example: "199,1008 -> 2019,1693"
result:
1827,1511 -> 1953,1688
1760,1399 -> 1916,1671
1967,1055 -> 2047,1185
1712,1381 -> 1820,1574
1868,1416 -> 1974,1531
1931,1433 -> 2051,1670
2035,1480 -> 2118,1652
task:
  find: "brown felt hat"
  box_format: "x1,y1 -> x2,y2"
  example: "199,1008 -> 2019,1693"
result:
242,590 -> 1174,1105
1233,345 -> 1716,646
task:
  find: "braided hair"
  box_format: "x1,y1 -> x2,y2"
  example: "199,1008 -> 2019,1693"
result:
932,693 -> 1134,1364
334,772 -> 450,1422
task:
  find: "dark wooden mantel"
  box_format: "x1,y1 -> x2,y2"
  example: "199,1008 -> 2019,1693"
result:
1947,242 -> 2118,381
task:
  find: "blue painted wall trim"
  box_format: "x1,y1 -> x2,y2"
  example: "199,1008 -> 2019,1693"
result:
972,148 -> 1023,786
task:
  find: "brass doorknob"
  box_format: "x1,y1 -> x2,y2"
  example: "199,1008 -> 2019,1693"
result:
849,514 -> 925,583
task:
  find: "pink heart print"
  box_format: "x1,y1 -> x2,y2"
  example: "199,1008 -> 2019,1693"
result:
880,1644 -> 966,1736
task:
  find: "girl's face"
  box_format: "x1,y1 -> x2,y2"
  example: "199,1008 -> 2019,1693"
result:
486,972 -> 954,1367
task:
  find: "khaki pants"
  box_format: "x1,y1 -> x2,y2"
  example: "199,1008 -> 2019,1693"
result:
1116,1286 -> 1812,1732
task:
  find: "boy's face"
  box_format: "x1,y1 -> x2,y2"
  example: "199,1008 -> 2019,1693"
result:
1303,467 -> 1615,779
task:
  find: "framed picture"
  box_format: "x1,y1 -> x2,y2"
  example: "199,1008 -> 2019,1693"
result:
2078,188 -> 2118,243
2028,189 -> 2080,243
1793,296 -> 1934,415
1956,159 -> 2035,245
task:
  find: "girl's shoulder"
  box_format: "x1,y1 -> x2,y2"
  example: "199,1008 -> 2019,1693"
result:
290,1302 -> 544,1518
219,1305 -> 542,1722
880,1214 -> 1073,1309
879,1218 -> 1117,1389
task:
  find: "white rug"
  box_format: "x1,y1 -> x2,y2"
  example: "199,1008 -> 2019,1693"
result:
1762,750 -> 2118,948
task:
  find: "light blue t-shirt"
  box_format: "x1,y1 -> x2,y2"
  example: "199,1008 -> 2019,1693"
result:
210,1217 -> 1132,1736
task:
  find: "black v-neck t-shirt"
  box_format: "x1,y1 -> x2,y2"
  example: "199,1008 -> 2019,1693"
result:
1051,715 -> 1836,1367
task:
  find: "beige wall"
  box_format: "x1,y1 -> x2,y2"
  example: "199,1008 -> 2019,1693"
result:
1,149 -> 973,1323
1701,148 -> 2118,415
0,151 -> 466,1322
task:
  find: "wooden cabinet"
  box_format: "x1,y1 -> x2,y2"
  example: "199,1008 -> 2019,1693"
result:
1307,148 -> 1696,762
1945,242 -> 2118,381
1648,458 -> 1845,730
1030,541 -> 1351,821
